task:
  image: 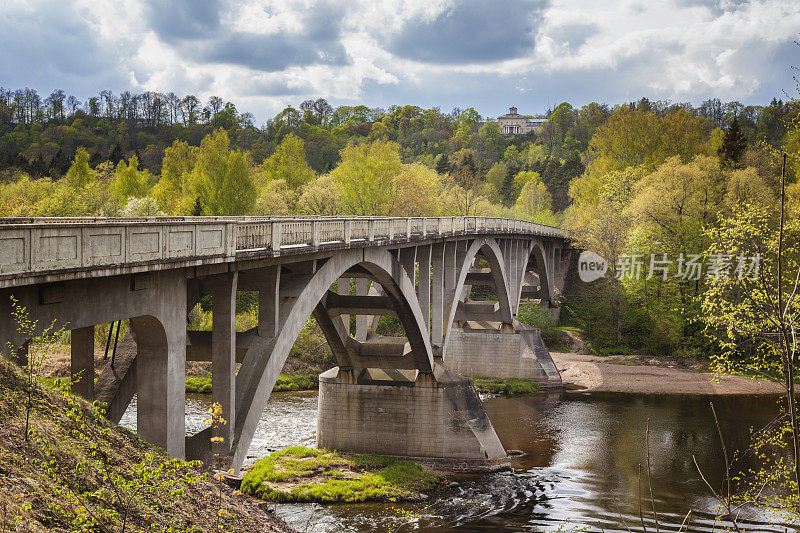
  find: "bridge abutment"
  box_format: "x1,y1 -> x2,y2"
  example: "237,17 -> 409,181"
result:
316,365 -> 509,471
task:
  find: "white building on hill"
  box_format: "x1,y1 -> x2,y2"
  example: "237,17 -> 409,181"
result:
497,106 -> 547,136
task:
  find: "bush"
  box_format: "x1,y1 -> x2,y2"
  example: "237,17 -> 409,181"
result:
472,377 -> 540,396
517,302 -> 559,344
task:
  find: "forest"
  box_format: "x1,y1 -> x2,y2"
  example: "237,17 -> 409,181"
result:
1,86 -> 799,359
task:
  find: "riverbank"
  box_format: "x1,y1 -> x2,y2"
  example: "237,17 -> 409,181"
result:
0,359 -> 295,532
552,351 -> 784,395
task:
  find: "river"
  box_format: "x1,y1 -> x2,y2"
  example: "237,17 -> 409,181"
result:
121,390 -> 798,532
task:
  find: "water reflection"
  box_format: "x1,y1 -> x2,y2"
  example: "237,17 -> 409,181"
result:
122,390 -> 799,532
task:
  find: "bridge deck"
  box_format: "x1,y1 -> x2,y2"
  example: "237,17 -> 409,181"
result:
0,216 -> 562,288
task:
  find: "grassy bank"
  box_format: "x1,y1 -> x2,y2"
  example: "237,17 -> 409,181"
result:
0,359 -> 293,532
472,377 -> 541,396
186,372 -> 319,394
240,446 -> 445,503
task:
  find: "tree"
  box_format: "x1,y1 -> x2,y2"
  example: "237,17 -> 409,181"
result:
113,155 -> 150,199
254,179 -> 294,215
65,147 -> 94,188
626,156 -> 726,257
434,153 -> 450,174
297,175 -> 341,215
718,117 -> 748,167
330,139 -> 403,215
485,161 -> 508,202
207,96 -> 223,119
190,129 -> 256,215
513,176 -> 555,224
390,163 -> 440,216
261,134 -> 315,189
154,140 -> 199,214
701,158 -> 800,514
588,105 -> 664,176
180,95 -> 200,125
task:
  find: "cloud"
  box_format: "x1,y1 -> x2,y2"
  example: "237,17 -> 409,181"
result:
0,0 -> 131,94
143,0 -> 350,72
144,0 -> 222,42
388,0 -> 548,64
1,0 -> 799,120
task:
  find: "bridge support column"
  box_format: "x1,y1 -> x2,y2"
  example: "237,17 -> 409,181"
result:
443,325 -> 561,388
355,278 -> 369,341
70,326 -> 94,400
417,245 -> 431,333
210,272 -> 237,454
131,273 -> 187,459
317,365 -> 508,471
430,243 -> 444,352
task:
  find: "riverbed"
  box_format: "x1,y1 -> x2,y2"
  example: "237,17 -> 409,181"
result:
121,391 -> 798,532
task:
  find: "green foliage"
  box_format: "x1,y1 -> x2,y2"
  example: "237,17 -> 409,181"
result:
517,302 -> 559,344
240,447 -> 443,503
330,139 -> 403,215
185,373 -> 319,394
185,376 -> 213,394
471,377 -> 541,396
718,116 -> 748,167
260,133 -> 316,189
64,147 -> 93,188
113,155 -> 151,198
190,129 -> 256,215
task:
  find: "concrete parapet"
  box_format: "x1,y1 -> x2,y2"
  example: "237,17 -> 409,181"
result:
443,325 -> 562,388
316,365 -> 508,471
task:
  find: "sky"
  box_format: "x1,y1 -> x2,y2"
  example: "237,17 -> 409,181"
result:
2,0 -> 800,122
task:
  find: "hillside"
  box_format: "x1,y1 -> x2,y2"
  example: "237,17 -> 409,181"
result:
0,358 -> 295,532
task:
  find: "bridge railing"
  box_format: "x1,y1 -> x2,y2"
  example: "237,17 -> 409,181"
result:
0,216 -> 562,278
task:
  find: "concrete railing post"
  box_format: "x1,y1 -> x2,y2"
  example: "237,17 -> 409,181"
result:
388,218 -> 395,240
437,217 -> 443,235
368,219 -> 375,242
311,221 -> 320,247
344,220 -> 352,244
225,222 -> 237,258
406,218 -> 411,239
270,222 -> 282,251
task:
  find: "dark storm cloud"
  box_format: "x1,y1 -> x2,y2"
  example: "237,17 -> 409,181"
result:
143,0 -> 349,72
388,0 -> 548,64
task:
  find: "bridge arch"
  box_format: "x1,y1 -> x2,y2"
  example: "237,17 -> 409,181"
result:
512,238 -> 554,313
230,247 -> 434,468
441,238 -> 514,359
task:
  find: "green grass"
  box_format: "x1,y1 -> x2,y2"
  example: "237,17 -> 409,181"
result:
472,377 -> 541,396
240,446 -> 444,503
185,372 -> 318,394
185,376 -> 213,393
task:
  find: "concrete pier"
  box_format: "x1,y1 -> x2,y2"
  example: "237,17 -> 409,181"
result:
316,365 -> 509,471
443,325 -> 562,388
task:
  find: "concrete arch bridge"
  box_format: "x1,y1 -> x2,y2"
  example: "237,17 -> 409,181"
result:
0,216 -> 571,471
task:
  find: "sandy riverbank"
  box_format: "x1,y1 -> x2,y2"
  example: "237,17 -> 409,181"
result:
551,351 -> 784,395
